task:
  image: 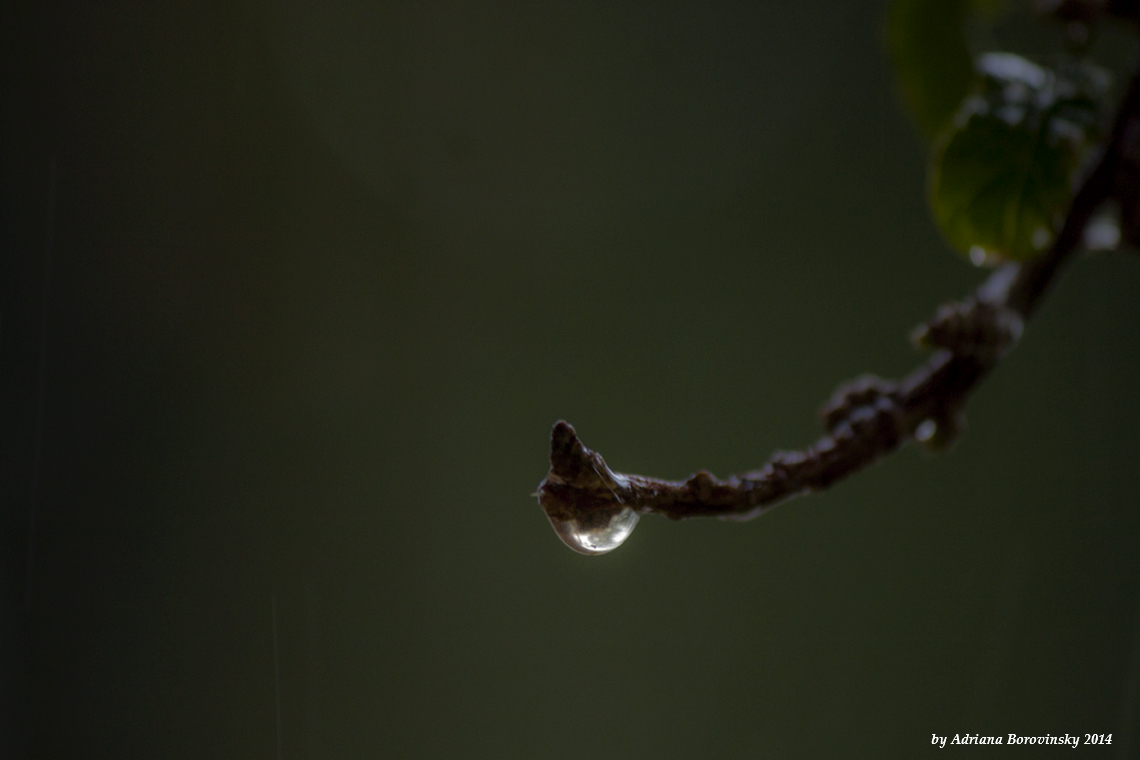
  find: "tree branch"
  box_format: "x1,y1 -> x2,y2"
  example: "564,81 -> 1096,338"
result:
537,63 -> 1140,532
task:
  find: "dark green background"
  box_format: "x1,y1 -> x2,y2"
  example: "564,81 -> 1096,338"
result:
4,1 -> 1140,757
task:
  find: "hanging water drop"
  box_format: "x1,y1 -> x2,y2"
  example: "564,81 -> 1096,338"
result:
536,420 -> 643,555
915,418 -> 938,443
545,505 -> 640,555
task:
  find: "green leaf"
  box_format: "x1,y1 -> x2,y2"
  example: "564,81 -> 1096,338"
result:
886,0 -> 975,139
929,54 -> 1107,263
931,115 -> 1069,262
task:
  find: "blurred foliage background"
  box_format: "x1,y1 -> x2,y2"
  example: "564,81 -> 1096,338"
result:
3,0 -> 1140,757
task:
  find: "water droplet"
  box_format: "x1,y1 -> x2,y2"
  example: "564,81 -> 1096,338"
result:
915,419 -> 938,443
546,505 -> 640,555
969,246 -> 988,267
1084,216 -> 1120,251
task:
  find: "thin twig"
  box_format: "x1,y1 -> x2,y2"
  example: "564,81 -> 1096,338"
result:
537,64 -> 1140,526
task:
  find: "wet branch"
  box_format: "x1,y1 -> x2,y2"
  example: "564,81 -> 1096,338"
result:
537,62 -> 1140,527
